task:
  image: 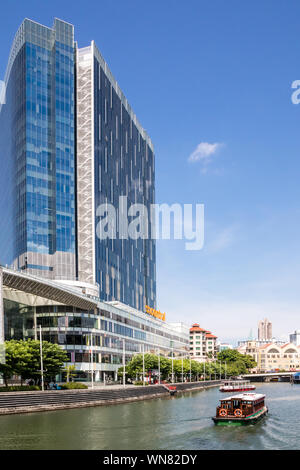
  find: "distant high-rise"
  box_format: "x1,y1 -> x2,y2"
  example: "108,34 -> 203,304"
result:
258,318 -> 272,341
290,330 -> 300,346
0,18 -> 156,311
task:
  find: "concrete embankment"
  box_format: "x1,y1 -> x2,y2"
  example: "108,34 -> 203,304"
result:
0,381 -> 221,416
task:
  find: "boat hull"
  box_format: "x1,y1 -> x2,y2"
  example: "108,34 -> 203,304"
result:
212,406 -> 268,426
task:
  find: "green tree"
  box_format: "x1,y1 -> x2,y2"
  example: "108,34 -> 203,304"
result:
27,340 -> 68,382
120,354 -> 203,383
63,364 -> 77,383
217,349 -> 257,374
123,353 -> 171,381
0,340 -> 37,386
0,339 -> 68,386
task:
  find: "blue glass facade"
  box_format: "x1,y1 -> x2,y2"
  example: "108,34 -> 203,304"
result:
93,50 -> 156,311
3,293 -> 188,381
0,19 -> 156,314
76,43 -> 156,311
0,19 -> 76,279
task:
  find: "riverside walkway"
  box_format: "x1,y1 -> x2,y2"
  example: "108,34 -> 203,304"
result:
0,380 -> 221,415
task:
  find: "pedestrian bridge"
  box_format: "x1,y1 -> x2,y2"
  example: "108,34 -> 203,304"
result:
241,372 -> 294,382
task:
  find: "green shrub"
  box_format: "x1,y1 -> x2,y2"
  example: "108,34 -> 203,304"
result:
0,385 -> 40,392
133,381 -> 148,386
60,382 -> 88,390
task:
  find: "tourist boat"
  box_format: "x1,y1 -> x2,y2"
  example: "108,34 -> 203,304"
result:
212,393 -> 268,426
219,380 -> 256,393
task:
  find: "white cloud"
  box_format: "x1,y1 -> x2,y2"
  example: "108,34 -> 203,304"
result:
205,225 -> 238,254
188,142 -> 223,163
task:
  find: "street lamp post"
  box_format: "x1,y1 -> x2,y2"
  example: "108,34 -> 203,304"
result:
171,348 -> 174,383
158,349 -> 161,384
142,344 -> 145,386
122,339 -> 126,388
181,357 -> 184,383
189,355 -> 192,382
90,333 -> 94,389
39,325 -> 44,392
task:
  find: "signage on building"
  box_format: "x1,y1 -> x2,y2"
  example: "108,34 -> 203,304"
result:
145,305 -> 166,321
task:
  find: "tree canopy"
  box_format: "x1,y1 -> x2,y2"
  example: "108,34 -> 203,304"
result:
217,349 -> 256,372
118,350 -> 257,383
0,339 -> 68,386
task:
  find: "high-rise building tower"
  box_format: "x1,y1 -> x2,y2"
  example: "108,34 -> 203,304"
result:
76,42 -> 156,310
0,18 -> 156,311
258,318 -> 272,341
0,18 -> 76,280
289,330 -> 300,346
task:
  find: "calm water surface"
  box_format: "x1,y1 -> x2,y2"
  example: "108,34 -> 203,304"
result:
0,383 -> 299,450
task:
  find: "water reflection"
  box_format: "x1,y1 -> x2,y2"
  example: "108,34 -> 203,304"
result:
0,383 -> 299,450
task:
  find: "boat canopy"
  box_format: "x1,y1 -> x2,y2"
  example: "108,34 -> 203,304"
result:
220,393 -> 265,402
221,380 -> 250,385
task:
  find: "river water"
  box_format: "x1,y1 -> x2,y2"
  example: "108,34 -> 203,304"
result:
0,382 -> 299,450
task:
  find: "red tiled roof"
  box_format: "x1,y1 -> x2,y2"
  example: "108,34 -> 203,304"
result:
259,343 -> 273,349
190,324 -> 217,336
190,323 -> 207,332
281,343 -> 299,349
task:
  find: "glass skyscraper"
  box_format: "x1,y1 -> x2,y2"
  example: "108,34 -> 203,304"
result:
0,18 -> 76,280
0,18 -> 156,311
76,43 -> 156,311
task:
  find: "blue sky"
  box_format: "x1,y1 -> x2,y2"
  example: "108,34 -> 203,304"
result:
1,0 -> 300,343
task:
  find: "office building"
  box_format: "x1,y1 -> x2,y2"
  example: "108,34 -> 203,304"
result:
0,18 -> 156,312
0,18 -> 76,280
290,330 -> 300,346
258,318 -> 272,341
0,18 -> 162,381
0,267 -> 188,382
76,42 -> 156,311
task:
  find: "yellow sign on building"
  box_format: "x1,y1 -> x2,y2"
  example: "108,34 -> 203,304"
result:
145,305 -> 166,321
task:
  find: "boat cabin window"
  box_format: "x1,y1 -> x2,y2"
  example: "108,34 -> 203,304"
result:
220,401 -> 230,408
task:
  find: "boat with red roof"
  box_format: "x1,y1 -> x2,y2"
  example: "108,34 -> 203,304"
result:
212,393 -> 268,426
